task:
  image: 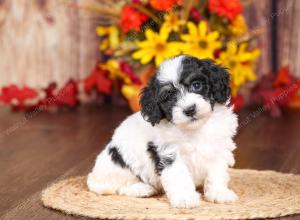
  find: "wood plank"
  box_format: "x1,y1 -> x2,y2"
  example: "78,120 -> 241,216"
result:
0,105 -> 130,217
235,108 -> 300,173
2,151 -> 96,220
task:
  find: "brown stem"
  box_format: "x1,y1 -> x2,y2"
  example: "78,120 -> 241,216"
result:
236,26 -> 265,43
131,3 -> 162,25
180,0 -> 198,22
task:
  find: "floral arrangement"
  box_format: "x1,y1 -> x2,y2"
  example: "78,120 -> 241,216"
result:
86,0 -> 261,111
251,66 -> 300,117
0,0 -> 262,112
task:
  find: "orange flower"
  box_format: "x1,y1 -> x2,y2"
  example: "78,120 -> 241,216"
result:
120,5 -> 148,33
208,0 -> 243,21
273,66 -> 291,86
149,0 -> 182,11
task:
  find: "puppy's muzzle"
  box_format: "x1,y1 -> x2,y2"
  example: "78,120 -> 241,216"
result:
183,104 -> 196,117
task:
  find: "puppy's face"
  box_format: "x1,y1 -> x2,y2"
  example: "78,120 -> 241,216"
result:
140,55 -> 230,129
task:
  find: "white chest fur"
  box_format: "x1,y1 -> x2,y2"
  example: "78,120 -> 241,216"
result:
152,104 -> 238,186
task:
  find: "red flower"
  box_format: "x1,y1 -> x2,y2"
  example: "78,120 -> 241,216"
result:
230,95 -> 244,112
84,66 -> 112,95
273,66 -> 291,86
120,5 -> 148,33
42,80 -> 78,108
251,66 -> 300,117
190,7 -> 201,22
55,80 -> 78,107
0,85 -> 37,106
120,61 -> 142,85
149,0 -> 182,11
208,0 -> 243,21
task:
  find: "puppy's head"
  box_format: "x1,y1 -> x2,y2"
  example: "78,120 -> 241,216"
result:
140,55 -> 230,129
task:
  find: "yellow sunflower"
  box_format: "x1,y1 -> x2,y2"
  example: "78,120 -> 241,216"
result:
162,12 -> 185,32
230,15 -> 248,37
181,21 -> 222,59
218,42 -> 260,95
132,26 -> 182,66
96,26 -> 119,51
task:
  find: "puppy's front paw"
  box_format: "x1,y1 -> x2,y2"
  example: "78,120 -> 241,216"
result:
205,187 -> 238,203
169,191 -> 200,209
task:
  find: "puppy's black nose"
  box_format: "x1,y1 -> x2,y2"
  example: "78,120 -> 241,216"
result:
183,104 -> 196,117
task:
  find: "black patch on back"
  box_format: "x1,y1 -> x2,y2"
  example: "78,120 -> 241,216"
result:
108,146 -> 144,183
108,147 -> 128,168
147,141 -> 175,175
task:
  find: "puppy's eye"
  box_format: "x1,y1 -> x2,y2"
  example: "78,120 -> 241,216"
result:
190,81 -> 202,92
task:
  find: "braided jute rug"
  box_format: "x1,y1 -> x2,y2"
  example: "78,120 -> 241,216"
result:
41,169 -> 300,220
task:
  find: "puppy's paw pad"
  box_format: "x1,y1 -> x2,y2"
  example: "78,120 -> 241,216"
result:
205,188 -> 238,203
170,192 -> 200,209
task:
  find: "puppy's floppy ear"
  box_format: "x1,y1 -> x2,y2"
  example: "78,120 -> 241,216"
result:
206,60 -> 231,104
140,76 -> 163,126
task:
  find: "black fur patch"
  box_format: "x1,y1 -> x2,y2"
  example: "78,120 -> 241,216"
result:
147,142 -> 175,175
140,77 -> 179,126
140,77 -> 164,126
180,56 -> 230,106
108,147 -> 128,168
108,146 -> 144,182
157,83 -> 179,122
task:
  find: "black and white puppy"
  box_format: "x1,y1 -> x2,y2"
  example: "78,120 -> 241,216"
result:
87,55 -> 238,208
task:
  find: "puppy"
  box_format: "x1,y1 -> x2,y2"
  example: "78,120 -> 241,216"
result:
87,55 -> 238,208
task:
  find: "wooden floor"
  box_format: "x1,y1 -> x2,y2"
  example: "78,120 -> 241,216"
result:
0,104 -> 299,220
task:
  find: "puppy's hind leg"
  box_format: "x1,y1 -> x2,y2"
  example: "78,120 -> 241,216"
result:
87,148 -> 139,195
118,182 -> 157,198
87,173 -> 117,195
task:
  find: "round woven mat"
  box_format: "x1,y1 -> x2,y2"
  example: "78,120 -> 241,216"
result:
42,169 -> 300,220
